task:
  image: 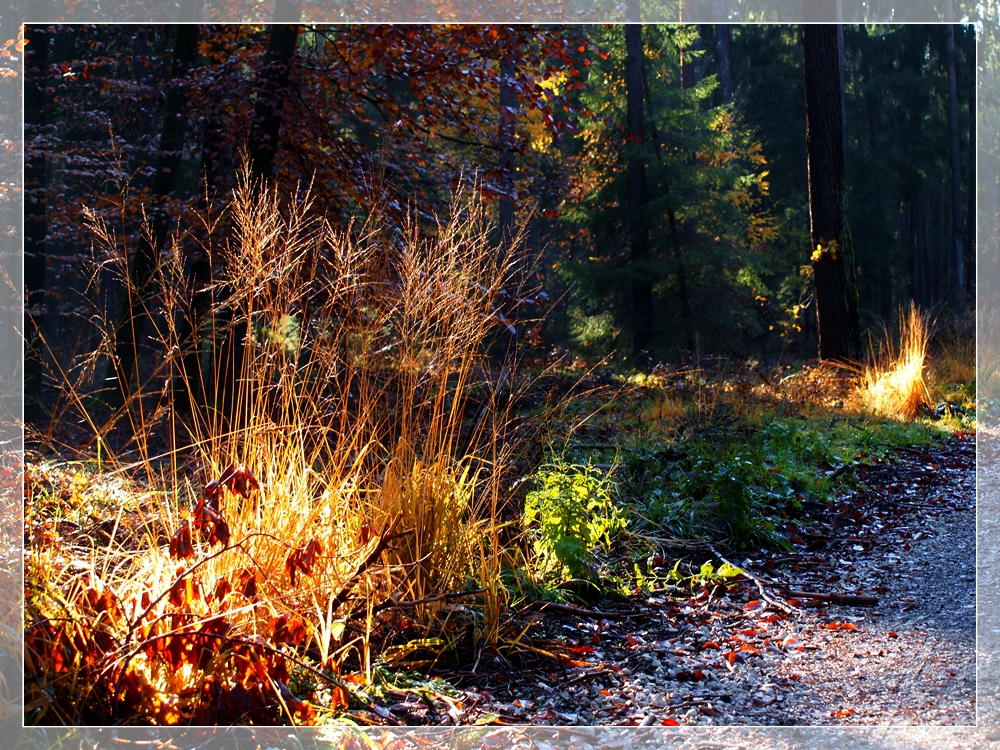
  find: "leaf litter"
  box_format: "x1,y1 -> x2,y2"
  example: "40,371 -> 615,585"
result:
425,430 -> 975,726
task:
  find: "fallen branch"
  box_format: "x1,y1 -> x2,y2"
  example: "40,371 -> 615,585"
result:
782,590 -> 879,606
521,601 -> 650,620
361,587 -> 488,619
707,543 -> 798,616
829,461 -> 856,481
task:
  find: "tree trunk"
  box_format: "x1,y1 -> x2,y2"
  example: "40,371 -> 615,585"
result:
712,0 -> 733,105
625,24 -> 653,356
966,37 -> 975,301
24,26 -> 49,422
247,23 -> 300,181
217,19 -> 300,427
802,24 -> 860,362
945,19 -> 964,305
100,25 -> 199,410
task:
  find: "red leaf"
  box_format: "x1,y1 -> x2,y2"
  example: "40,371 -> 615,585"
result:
270,613 -> 312,647
568,644 -> 594,654
236,568 -> 257,599
214,577 -> 233,604
359,522 -> 374,545
662,718 -> 680,725
207,517 -> 230,547
229,465 -> 260,499
169,523 -> 195,560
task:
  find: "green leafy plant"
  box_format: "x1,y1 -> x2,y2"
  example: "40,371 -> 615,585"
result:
523,460 -> 627,583
666,559 -> 744,590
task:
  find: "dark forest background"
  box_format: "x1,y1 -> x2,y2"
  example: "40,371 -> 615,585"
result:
22,23 -> 974,416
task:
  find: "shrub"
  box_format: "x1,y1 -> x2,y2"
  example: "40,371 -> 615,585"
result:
523,460 -> 627,583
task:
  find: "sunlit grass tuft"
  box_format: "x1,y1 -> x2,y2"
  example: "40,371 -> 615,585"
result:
861,302 -> 932,421
24,164 -> 529,724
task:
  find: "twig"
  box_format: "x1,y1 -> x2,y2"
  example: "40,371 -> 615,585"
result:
707,543 -> 798,616
829,461 -> 855,481
562,668 -> 606,685
328,512 -> 404,615
365,587 -> 488,618
782,590 -> 879,606
521,601 -> 650,620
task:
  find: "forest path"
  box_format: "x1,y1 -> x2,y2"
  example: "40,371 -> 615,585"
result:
449,431 -> 981,741
767,433 -> 975,725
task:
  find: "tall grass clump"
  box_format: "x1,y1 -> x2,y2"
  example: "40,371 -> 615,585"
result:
24,165 -> 529,724
861,302 -> 932,420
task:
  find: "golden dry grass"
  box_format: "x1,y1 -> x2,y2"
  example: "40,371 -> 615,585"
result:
861,302 -> 932,421
24,166 -> 530,724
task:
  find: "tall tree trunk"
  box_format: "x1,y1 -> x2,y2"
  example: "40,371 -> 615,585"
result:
498,56 -> 517,252
966,41 -> 976,301
802,24 -> 860,361
247,24 -> 301,181
712,0 -> 733,104
625,24 -> 653,356
654,33 -> 695,350
217,18 -> 300,429
837,23 -> 847,157
945,16 -> 964,305
100,25 -> 199,410
24,26 -> 49,422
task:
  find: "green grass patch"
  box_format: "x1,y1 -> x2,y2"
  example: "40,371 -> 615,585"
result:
612,415 -> 947,549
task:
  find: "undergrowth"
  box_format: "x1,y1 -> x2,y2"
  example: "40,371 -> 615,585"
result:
25,167 -> 538,725
22,164 -> 974,725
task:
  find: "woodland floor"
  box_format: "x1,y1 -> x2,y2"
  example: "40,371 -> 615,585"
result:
398,430 -> 978,729
24,425 -> 992,745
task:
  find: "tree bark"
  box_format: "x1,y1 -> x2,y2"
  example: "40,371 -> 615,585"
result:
945,19 -> 964,305
802,24 -> 860,361
966,32 -> 975,301
101,25 -> 199,410
247,24 -> 300,181
712,1 -> 733,105
24,26 -> 49,422
625,25 -> 653,356
217,19 -> 300,426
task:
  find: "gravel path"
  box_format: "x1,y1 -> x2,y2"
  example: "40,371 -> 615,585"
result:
11,432 -> 991,750
445,431 -> 983,742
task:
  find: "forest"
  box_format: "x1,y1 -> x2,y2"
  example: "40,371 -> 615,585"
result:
19,22 -> 978,728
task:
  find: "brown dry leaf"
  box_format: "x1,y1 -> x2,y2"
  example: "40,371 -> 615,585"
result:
169,524 -> 195,560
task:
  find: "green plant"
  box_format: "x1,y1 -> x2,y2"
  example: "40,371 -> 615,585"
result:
666,559 -> 743,590
523,460 -> 627,583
